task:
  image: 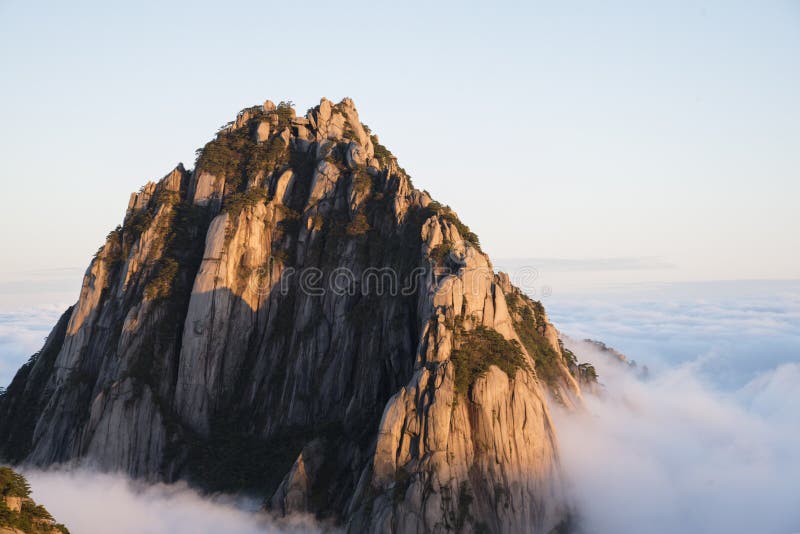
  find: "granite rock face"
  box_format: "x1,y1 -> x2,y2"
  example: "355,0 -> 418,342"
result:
0,98 -> 593,533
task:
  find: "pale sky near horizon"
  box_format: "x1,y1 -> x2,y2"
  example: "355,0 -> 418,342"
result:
1,0 -> 798,301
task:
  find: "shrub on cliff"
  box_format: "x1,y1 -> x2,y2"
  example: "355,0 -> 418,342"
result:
0,467 -> 29,498
144,257 -> 179,300
0,467 -> 69,534
451,326 -> 530,397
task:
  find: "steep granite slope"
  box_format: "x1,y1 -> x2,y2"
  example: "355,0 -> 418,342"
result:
0,98 -> 591,533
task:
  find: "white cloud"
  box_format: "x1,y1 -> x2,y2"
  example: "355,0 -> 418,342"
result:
21,469 -> 329,534
553,339 -> 800,534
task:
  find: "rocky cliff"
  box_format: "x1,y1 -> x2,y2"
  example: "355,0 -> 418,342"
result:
0,97 -> 593,533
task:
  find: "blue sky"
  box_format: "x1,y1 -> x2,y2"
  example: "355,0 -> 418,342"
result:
0,0 -> 798,297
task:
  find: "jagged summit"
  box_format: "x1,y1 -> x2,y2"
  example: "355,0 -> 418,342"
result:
0,97 -> 594,533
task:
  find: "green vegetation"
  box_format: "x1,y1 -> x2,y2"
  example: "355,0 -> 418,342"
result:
505,292 -> 566,387
578,362 -> 598,383
93,226 -> 124,264
140,200 -> 208,303
520,327 -> 563,387
561,344 -> 578,369
0,467 -> 30,498
370,134 -> 393,166
122,180 -> 211,307
265,135 -> 288,162
117,188 -> 211,400
195,131 -> 249,181
351,168 -> 372,196
342,120 -> 361,142
558,342 -> 599,384
155,188 -> 180,207
144,257 -> 178,300
195,102 -> 293,191
422,201 -> 482,251
246,136 -> 288,180
451,326 -> 530,397
222,186 -> 269,219
275,100 -> 295,129
504,292 -> 599,389
440,209 -> 480,250
0,467 -> 69,534
127,208 -> 155,239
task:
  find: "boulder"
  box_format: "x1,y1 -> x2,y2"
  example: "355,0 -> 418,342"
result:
255,120 -> 271,142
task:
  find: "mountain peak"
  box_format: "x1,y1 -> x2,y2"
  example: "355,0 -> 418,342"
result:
0,97 -> 596,533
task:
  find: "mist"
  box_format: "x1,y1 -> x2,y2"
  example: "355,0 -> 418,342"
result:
554,338 -> 800,534
20,469 -> 327,534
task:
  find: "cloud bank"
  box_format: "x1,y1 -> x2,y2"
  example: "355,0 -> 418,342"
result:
553,337 -> 800,534
21,469 -> 327,534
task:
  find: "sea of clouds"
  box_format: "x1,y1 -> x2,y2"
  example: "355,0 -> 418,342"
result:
545,280 -> 800,534
554,339 -> 800,534
2,279 -> 799,533
545,279 -> 800,388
